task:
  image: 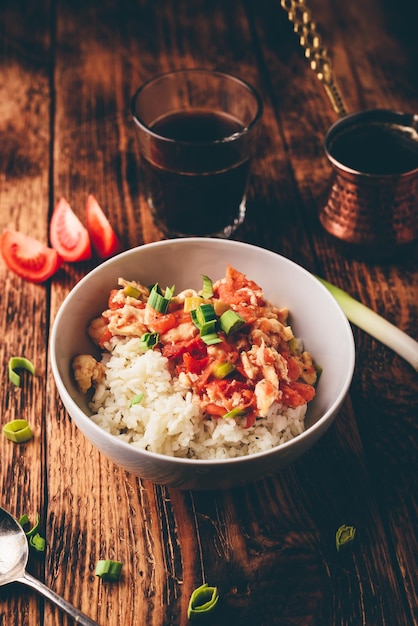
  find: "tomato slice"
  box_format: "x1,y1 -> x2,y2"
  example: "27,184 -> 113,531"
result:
1,229 -> 62,283
49,197 -> 92,261
281,381 -> 316,407
85,194 -> 122,259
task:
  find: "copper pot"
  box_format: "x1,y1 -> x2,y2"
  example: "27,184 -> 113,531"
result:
319,109 -> 418,260
280,0 -> 418,260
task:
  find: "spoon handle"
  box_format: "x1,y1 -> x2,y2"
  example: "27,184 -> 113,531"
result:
280,0 -> 348,116
17,572 -> 100,626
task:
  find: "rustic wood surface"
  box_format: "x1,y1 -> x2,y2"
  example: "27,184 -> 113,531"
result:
1,0 -> 417,624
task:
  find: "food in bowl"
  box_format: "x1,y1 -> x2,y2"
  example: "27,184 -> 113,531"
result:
72,264 -> 319,460
51,239 -> 355,489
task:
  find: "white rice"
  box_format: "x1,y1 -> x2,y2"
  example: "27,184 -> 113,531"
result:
89,337 -> 306,459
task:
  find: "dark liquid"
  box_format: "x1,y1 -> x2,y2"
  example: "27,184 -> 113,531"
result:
142,109 -> 250,236
330,123 -> 418,174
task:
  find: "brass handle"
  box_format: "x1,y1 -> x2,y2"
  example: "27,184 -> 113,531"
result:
280,0 -> 348,116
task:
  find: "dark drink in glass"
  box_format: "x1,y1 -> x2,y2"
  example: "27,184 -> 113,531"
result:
131,70 -> 263,238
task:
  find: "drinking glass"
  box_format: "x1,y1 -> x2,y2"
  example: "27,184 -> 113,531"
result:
131,69 -> 263,238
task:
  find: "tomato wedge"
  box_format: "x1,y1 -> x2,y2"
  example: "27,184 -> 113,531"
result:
1,229 -> 62,283
85,194 -> 122,259
49,197 -> 92,262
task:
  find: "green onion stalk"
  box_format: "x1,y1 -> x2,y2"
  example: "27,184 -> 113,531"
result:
317,277 -> 418,372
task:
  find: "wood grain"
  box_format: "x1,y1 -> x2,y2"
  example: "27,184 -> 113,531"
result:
0,0 -> 417,625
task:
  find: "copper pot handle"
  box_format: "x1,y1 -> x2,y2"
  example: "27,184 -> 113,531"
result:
280,0 -> 348,117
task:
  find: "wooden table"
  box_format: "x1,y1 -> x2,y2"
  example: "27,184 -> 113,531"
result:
1,0 -> 417,624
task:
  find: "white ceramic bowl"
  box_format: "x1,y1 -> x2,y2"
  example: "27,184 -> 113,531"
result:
50,238 -> 355,490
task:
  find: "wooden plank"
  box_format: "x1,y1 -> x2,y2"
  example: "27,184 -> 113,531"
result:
0,1 -> 52,624
0,0 -> 416,624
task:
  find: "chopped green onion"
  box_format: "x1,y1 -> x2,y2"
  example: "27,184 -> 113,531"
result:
191,304 -> 222,345
317,276 -> 418,372
190,308 -> 199,326
95,559 -> 123,581
336,524 -> 356,551
200,320 -> 217,336
123,284 -> 141,298
19,513 -> 46,552
3,419 -> 33,443
148,283 -> 174,313
20,512 -> 40,539
201,333 -> 222,346
219,310 -> 245,335
139,332 -> 159,350
129,393 -> 144,408
18,513 -> 30,527
8,356 -> 36,387
213,361 -> 236,379
165,285 -> 175,299
201,275 -> 214,299
187,583 -> 219,620
223,407 -> 247,419
29,533 -> 46,552
196,303 -> 217,326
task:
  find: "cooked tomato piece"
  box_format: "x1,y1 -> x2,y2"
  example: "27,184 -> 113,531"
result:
1,229 -> 62,283
245,411 -> 257,429
147,309 -> 189,334
205,403 -> 227,417
281,381 -> 316,407
162,336 -> 207,360
98,327 -> 113,348
49,197 -> 92,262
182,352 -> 209,374
85,194 -> 122,259
215,264 -> 264,306
287,356 -> 302,382
107,289 -> 124,310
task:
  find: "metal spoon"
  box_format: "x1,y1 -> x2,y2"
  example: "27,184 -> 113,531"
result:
280,0 -> 348,116
0,506 -> 99,625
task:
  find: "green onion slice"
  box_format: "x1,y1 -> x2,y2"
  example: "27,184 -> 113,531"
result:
213,361 -> 235,379
335,524 -> 356,551
223,407 -> 247,419
19,513 -> 46,552
18,513 -> 30,527
200,320 -> 217,336
8,356 -> 36,387
190,308 -> 200,329
187,583 -> 219,619
201,275 -> 214,299
191,304 -> 222,345
3,419 -> 33,443
196,303 -> 217,326
29,533 -> 46,552
129,393 -> 144,408
148,283 -> 174,313
219,310 -> 245,335
95,559 -> 123,581
139,332 -> 159,351
19,512 -> 40,538
201,333 -> 222,346
317,276 -> 418,372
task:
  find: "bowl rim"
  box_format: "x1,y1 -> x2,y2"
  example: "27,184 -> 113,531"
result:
50,238 -> 355,466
